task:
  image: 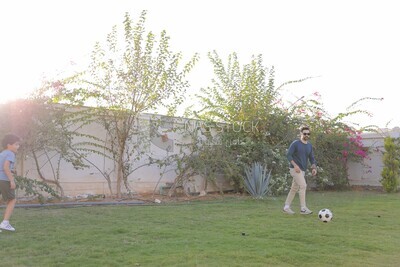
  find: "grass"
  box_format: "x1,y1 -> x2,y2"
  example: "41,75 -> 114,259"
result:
1,191 -> 400,266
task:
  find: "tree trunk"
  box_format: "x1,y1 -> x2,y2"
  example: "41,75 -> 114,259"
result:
116,148 -> 125,198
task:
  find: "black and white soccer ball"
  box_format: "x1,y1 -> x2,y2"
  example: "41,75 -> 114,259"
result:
318,208 -> 333,223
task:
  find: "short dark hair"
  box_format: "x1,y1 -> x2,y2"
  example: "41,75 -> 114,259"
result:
2,134 -> 21,149
299,125 -> 310,133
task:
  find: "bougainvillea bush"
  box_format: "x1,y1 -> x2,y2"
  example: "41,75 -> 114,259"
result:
289,93 -> 377,190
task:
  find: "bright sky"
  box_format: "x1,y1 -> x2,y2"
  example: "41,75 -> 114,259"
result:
1,0 -> 399,129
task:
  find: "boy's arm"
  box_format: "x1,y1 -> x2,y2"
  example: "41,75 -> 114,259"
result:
3,160 -> 16,189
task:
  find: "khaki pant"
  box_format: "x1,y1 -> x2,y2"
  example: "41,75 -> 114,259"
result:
285,168 -> 307,208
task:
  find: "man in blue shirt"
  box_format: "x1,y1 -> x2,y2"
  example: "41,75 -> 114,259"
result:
0,134 -> 20,231
283,125 -> 317,215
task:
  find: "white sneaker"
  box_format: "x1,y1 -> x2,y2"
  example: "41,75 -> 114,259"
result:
0,222 -> 15,231
300,207 -> 313,215
283,207 -> 295,215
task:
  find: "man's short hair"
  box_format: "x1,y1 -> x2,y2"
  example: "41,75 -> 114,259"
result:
2,134 -> 21,149
299,125 -> 310,133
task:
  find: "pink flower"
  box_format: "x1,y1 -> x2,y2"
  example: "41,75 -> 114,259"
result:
313,92 -> 321,98
51,81 -> 65,91
354,150 -> 367,157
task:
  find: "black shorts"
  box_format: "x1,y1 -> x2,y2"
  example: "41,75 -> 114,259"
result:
0,181 -> 15,201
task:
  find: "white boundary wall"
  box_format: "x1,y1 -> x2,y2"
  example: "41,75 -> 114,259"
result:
18,108 -> 396,196
19,112 -> 232,197
347,127 -> 400,187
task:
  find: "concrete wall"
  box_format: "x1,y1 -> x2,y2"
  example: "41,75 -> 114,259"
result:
347,127 -> 400,187
19,108 -> 398,197
19,112 -> 231,197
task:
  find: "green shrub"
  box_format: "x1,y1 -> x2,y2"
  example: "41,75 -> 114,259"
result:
380,137 -> 399,192
15,175 -> 60,203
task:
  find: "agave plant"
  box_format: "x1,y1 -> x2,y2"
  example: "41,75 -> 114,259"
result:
244,162 -> 272,199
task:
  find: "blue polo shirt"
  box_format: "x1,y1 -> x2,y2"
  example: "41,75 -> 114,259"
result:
287,140 -> 316,172
0,150 -> 16,181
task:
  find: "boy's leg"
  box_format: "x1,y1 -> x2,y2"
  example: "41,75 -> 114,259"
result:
3,198 -> 16,221
0,181 -> 16,231
0,198 -> 16,231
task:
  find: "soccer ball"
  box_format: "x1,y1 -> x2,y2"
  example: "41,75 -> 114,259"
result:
318,208 -> 333,223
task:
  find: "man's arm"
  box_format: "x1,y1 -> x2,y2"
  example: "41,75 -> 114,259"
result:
290,160 -> 301,173
287,141 -> 301,173
309,145 -> 317,176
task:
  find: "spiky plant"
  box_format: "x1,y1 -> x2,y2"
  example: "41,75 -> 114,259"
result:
244,162 -> 271,199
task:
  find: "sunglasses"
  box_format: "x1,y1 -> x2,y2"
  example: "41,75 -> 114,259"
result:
302,132 -> 311,136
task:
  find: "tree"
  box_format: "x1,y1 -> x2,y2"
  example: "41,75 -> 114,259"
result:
52,11 -> 198,197
190,51 -> 381,193
190,51 -> 309,193
0,99 -> 88,198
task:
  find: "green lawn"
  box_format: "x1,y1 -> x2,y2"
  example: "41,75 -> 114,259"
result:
1,191 -> 399,266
